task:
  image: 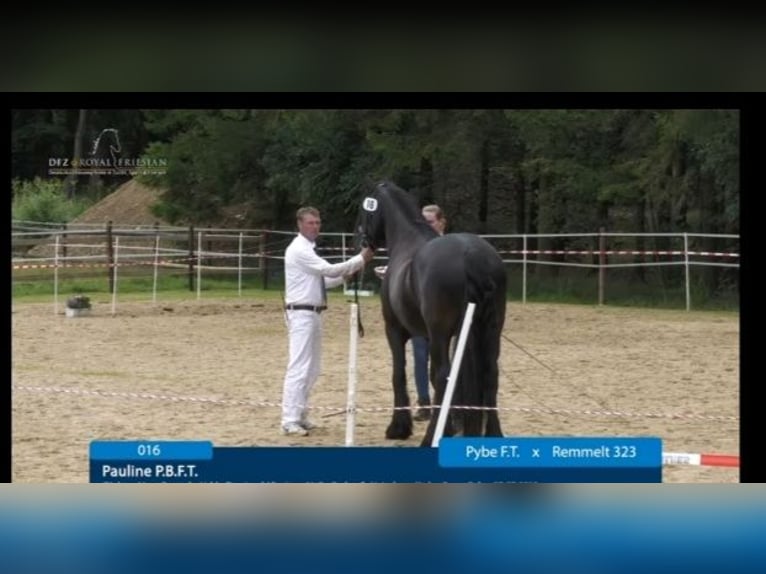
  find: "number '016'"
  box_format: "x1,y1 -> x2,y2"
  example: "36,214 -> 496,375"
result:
137,444 -> 162,456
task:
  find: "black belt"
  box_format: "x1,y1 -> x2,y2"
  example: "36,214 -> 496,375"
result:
285,304 -> 327,313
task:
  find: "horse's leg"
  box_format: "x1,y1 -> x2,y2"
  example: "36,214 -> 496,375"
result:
385,330 -> 413,440
461,332 -> 484,437
447,336 -> 465,436
483,327 -> 503,437
420,336 -> 454,447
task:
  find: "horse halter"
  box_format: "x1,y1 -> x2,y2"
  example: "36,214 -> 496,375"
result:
358,225 -> 376,251
352,196 -> 381,340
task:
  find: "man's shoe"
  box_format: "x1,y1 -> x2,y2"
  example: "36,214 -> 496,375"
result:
300,419 -> 320,431
282,422 -> 309,436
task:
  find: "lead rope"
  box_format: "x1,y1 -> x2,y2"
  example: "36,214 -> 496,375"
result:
501,332 -> 614,413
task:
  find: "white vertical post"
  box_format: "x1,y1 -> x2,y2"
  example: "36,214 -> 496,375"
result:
53,234 -> 60,315
196,231 -> 202,300
431,302 -> 476,448
111,237 -> 119,316
522,234 -> 527,304
152,233 -> 160,304
345,303 -> 359,446
238,232 -> 244,297
684,232 -> 690,311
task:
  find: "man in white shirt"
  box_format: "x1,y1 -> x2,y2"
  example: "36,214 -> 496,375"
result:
281,206 -> 374,436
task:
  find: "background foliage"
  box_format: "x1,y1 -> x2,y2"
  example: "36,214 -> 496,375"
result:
12,108 -> 739,302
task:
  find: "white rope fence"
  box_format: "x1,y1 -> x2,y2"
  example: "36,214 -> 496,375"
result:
14,228 -> 739,314
11,384 -> 738,422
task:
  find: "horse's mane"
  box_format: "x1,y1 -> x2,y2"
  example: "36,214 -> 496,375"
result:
379,181 -> 434,234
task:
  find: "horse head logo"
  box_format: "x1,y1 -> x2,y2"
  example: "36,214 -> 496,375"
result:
91,128 -> 122,166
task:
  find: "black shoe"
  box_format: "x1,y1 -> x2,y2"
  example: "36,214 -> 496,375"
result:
414,400 -> 431,422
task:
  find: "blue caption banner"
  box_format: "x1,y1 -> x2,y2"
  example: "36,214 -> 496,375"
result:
90,441 -> 661,483
90,441 -> 213,461
439,437 -> 661,469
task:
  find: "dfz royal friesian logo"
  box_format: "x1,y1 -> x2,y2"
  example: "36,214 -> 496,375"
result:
48,128 -> 167,176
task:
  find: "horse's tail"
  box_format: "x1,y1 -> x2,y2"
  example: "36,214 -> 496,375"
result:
457,270 -> 505,436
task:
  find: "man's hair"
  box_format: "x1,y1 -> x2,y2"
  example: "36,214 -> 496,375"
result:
422,204 -> 444,221
296,206 -> 320,222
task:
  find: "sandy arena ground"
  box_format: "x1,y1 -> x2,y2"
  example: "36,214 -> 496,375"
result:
11,295 -> 739,483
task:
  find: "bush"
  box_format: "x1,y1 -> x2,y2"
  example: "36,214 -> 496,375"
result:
12,178 -> 89,223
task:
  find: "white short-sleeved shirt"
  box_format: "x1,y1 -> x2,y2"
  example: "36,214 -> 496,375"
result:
284,233 -> 365,306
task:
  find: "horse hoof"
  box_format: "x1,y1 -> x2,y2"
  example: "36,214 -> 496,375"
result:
385,424 -> 413,440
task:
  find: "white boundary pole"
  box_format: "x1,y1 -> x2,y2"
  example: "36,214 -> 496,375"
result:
111,237 -> 119,316
345,303 -> 359,446
152,233 -> 160,304
431,302 -> 476,447
53,234 -> 60,315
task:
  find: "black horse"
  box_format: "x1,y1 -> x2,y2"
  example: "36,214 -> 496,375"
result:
356,181 -> 507,447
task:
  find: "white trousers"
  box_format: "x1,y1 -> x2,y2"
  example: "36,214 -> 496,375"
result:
282,310 -> 322,426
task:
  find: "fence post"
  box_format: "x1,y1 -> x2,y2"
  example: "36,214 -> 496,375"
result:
684,232 -> 691,311
261,231 -> 269,290
106,220 -> 114,294
598,227 -> 606,306
188,225 -> 195,292
238,231 -> 244,297
341,232 -> 348,292
61,222 -> 68,260
111,237 -> 120,316
522,234 -> 527,304
197,231 -> 203,300
54,234 -> 60,315
152,230 -> 160,304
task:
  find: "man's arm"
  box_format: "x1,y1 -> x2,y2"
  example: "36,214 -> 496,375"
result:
297,246 -> 374,279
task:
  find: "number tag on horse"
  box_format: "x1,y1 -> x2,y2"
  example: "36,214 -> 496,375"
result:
363,197 -> 378,212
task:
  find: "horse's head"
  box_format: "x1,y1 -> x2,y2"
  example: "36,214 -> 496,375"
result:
354,181 -> 390,251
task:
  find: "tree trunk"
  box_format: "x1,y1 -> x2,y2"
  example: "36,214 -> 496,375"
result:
477,140 -> 489,233
537,174 -> 557,278
700,174 -> 720,298
527,175 -> 539,276
655,197 -> 673,287
514,169 -> 526,235
65,109 -> 87,199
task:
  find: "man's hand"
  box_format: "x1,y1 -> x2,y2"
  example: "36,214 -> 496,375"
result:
360,246 -> 374,263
